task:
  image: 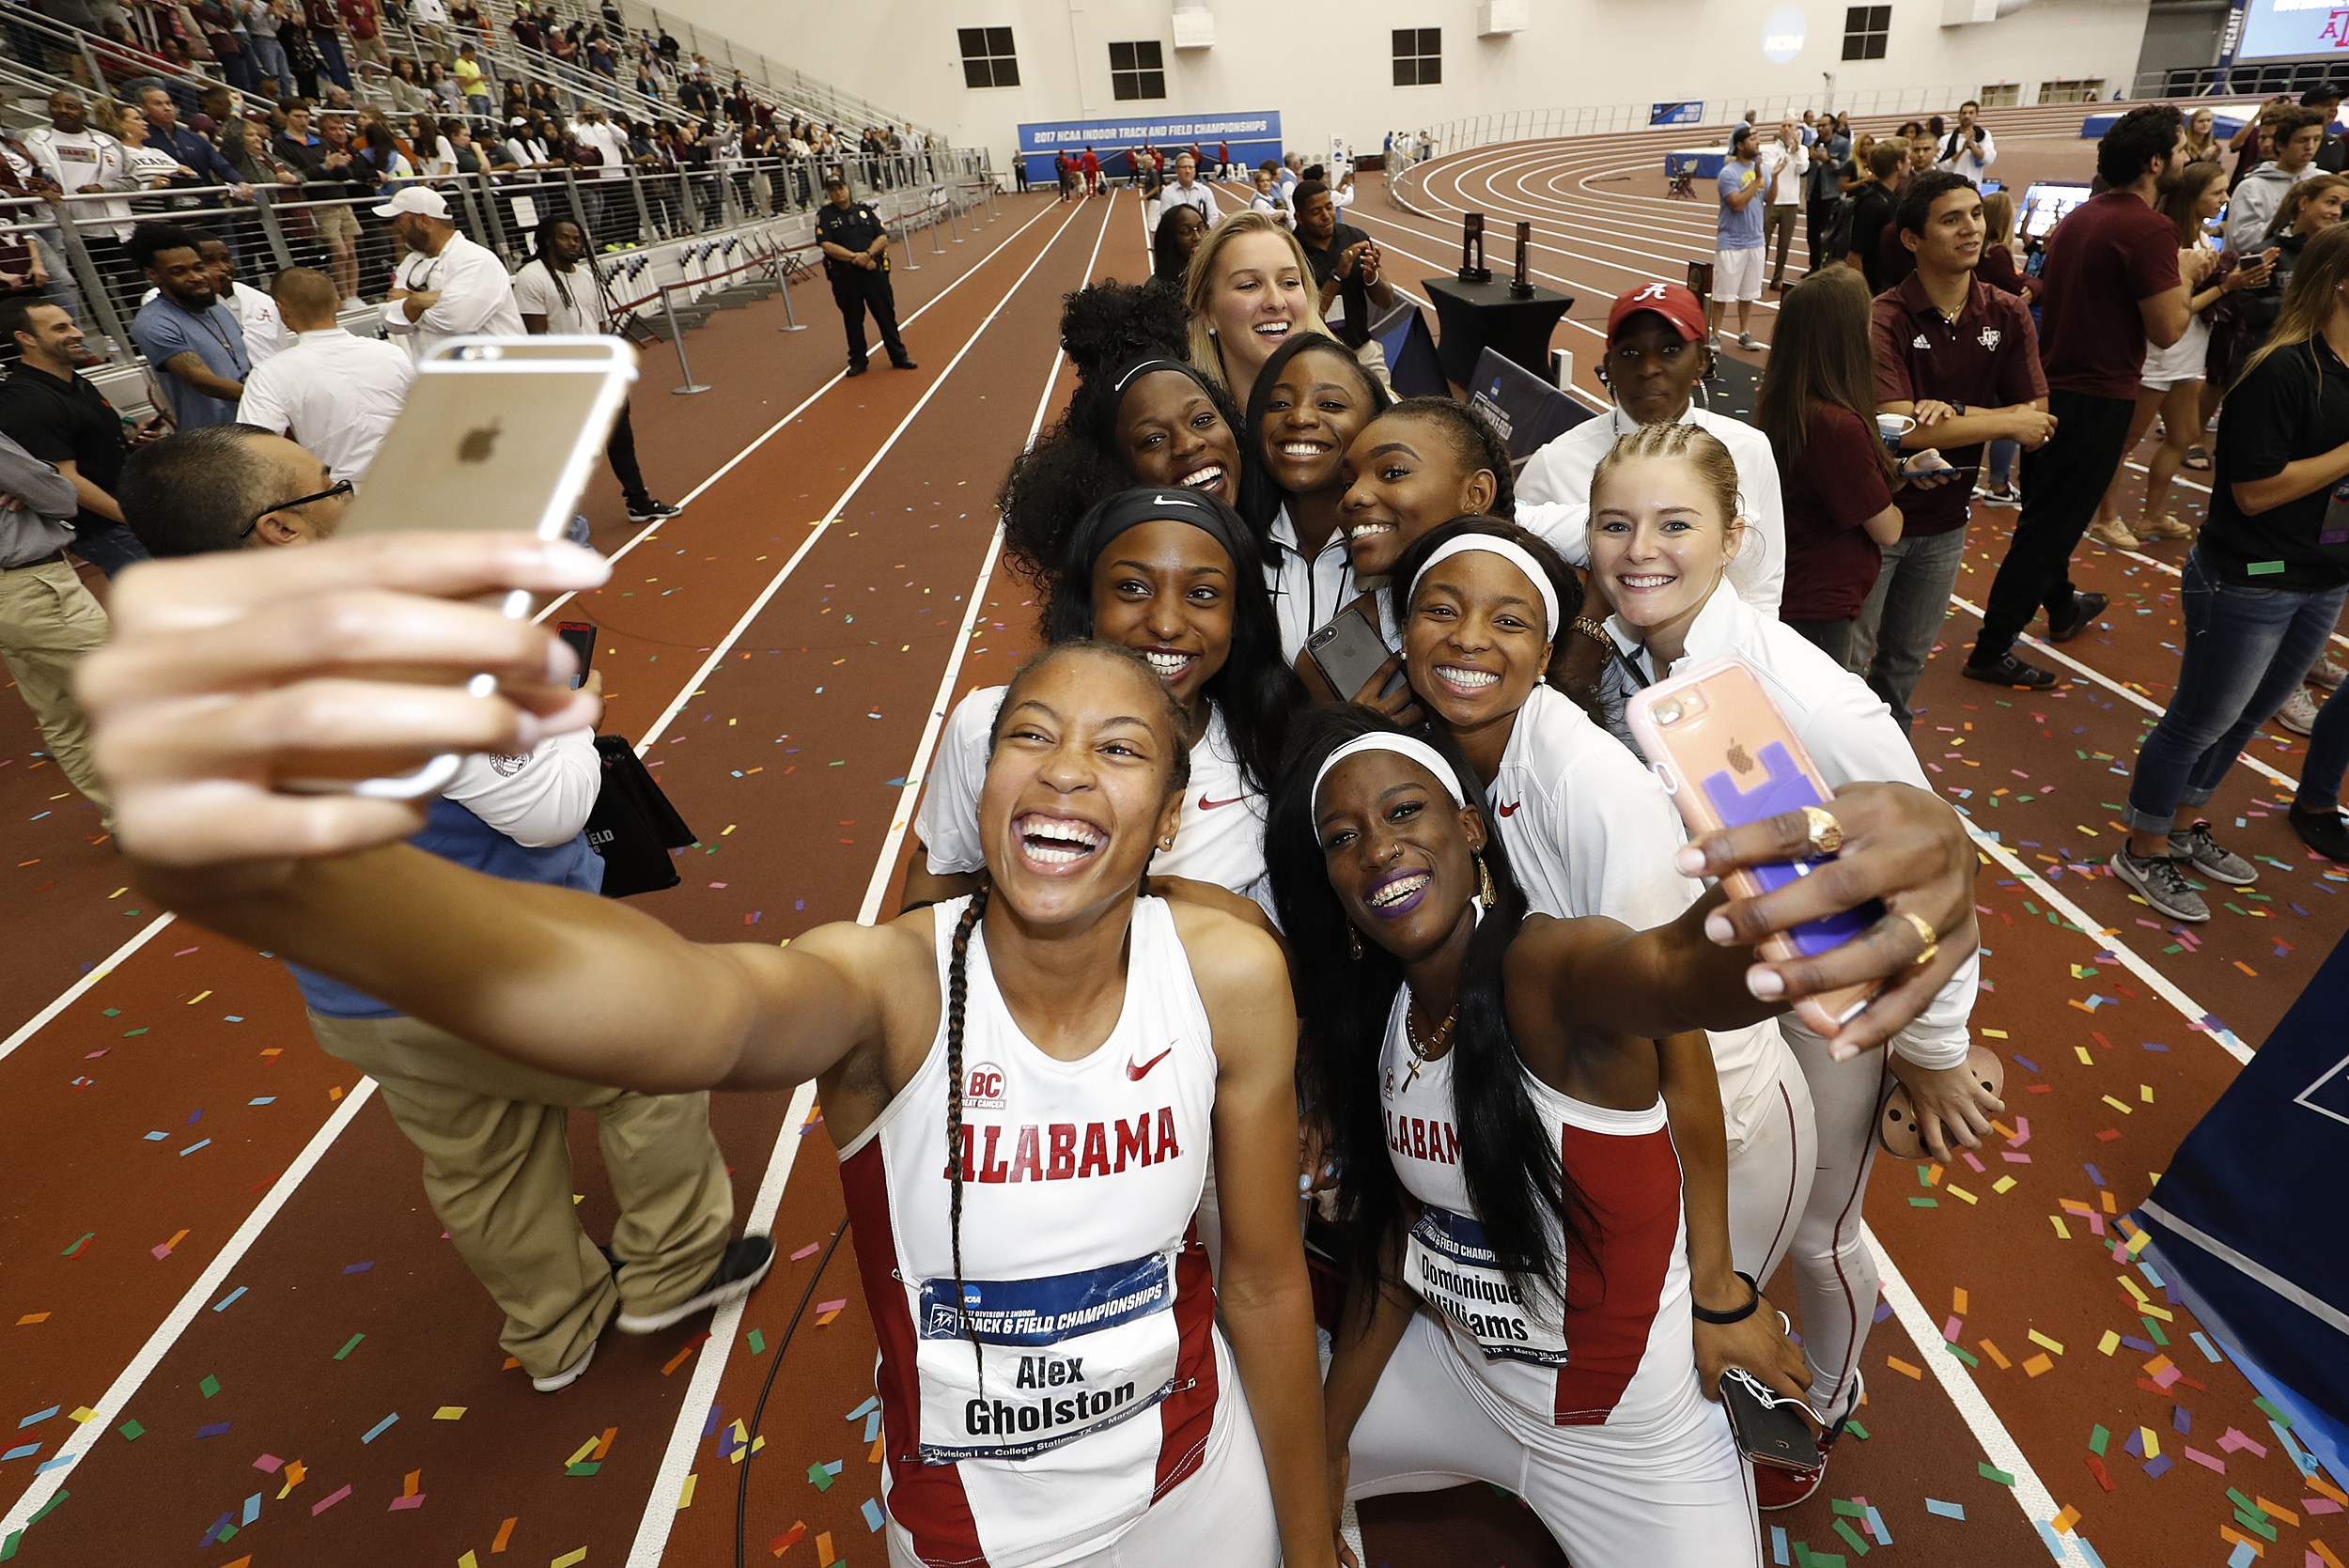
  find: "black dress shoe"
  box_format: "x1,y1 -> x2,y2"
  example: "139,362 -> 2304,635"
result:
2046,591 -> 2108,643
846,362 -> 869,378
891,356 -> 918,370
2292,803 -> 2349,862
1963,652 -> 2058,689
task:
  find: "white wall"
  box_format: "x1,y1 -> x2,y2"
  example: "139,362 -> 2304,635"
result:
665,0 -> 2150,165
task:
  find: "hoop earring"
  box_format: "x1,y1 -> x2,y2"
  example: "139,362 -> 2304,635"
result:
1347,926 -> 1364,960
1476,855 -> 1496,909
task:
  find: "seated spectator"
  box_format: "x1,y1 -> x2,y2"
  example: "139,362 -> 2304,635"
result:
236,265 -> 411,482
1248,164 -> 1291,228
0,296 -> 154,577
127,221 -> 248,429
1516,280 -> 1786,614
221,112 -> 303,194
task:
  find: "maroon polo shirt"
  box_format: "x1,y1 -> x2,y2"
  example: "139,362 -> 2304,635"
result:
2031,188 -> 2181,400
1778,402 -> 1894,621
1872,272 -> 2047,535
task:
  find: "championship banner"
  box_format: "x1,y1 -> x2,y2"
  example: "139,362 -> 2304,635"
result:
1651,101 -> 1704,127
1017,111 -> 1282,184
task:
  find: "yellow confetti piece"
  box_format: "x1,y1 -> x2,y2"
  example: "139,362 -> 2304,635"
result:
723,825 -> 737,835
2076,1046 -> 2095,1065
461,1555 -> 479,1568
2127,1229 -> 2154,1256
1981,1027 -> 2009,1038
552,1551 -> 588,1568
1948,1185 -> 1978,1204
2139,1426 -> 2160,1459
2119,1275 -> 2149,1302
566,1434 -> 601,1467
677,1473 -> 697,1509
2029,1330 -> 2065,1355
68,1407 -> 95,1423
2140,1084 -> 2155,1103
2022,1353 -> 2055,1377
2050,1216 -> 2072,1239
187,990 -> 211,1005
434,1406 -> 466,1421
1993,1176 -> 2017,1194
2098,1330 -> 2121,1355
2101,1094 -> 2134,1115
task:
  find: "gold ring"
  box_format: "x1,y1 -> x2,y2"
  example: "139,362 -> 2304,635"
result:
1900,910 -> 1939,968
1801,805 -> 1843,858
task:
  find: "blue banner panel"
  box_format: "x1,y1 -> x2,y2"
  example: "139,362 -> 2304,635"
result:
1017,110 -> 1282,183
1651,101 -> 1704,126
2239,0 -> 2349,62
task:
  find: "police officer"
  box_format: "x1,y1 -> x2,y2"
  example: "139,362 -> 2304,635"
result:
814,177 -> 916,378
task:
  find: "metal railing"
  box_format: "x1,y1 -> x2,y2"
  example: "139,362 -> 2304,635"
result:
7,149 -> 991,379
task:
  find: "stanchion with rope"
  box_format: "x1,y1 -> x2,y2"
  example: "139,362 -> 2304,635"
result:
896,206 -> 923,272
775,245 -> 808,333
929,190 -> 945,255
656,280 -> 712,394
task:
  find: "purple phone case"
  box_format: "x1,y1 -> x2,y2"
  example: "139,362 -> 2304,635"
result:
1699,739 -> 1884,957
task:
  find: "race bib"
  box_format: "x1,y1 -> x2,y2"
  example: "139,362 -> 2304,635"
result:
911,1250 -> 1181,1463
1405,1207 -> 1570,1367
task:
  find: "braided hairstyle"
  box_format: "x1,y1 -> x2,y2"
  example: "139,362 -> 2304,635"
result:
1382,396 -> 1516,519
936,642 -> 1194,1381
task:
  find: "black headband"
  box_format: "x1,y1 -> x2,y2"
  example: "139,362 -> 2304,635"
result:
1097,357 -> 1224,450
1063,486 -> 1256,583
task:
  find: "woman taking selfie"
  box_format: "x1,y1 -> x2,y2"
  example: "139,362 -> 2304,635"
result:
1586,421 -> 1990,1504
908,488 -> 1303,915
1236,332 -> 1393,659
86,555 -> 1343,1568
1384,516 -> 1813,1286
1271,706 -> 1976,1562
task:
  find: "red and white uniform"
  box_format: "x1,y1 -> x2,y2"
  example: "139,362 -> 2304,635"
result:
1345,989 -> 1759,1566
838,895 -> 1275,1568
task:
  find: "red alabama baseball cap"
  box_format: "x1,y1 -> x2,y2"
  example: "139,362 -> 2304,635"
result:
1607,281 -> 1707,343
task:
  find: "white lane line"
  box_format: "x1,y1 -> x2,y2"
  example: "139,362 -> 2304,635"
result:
0,914 -> 175,1066
1944,594 -> 2301,792
0,1082 -> 381,1538
537,194 -> 1067,624
630,194 -> 1096,754
1864,1222 -> 2093,1566
621,191 -> 1120,1568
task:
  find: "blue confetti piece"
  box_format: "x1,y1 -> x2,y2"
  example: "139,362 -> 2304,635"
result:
2141,1041 -> 2170,1052
2123,1428 -> 2145,1457
32,1455 -> 71,1474
845,1397 -> 879,1422
2229,1541 -> 2257,1568
225,1016 -> 243,1022
361,1413 -> 397,1444
823,1459 -> 844,1477
241,1493 -> 260,1525
179,1140 -> 210,1157
341,1262 -> 373,1274
2013,1054 -> 2040,1072
1771,1525 -> 1790,1565
2076,1536 -> 2108,1568
2142,1452 -> 2172,1479
702,1404 -> 723,1438
197,1511 -> 233,1547
17,1407 -> 58,1429
1864,1506 -> 1890,1545
1924,1498 -> 1966,1519
211,1287 -> 246,1312
2190,1331 -> 2225,1362
2083,1163 -> 2107,1187
186,1109 -> 202,1125
2034,1521 -> 2069,1561
863,1409 -> 881,1443
862,1497 -> 885,1531
247,1097 -> 274,1107
0,1444 -> 38,1463
142,1131 -> 166,1141
2172,1405 -> 2190,1434
194,1422 -> 230,1439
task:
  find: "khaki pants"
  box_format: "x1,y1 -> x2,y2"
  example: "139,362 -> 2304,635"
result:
0,556 -> 108,809
306,1009 -> 734,1379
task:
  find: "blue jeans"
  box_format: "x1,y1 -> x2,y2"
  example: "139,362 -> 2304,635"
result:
1985,437 -> 2017,489
2123,546 -> 2347,835
1855,525 -> 1968,734
70,522 -> 149,578
2300,671 -> 2349,811
247,34 -> 294,96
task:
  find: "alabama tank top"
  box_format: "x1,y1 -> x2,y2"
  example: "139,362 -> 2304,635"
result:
837,894 -> 1225,1567
1378,987 -> 1700,1433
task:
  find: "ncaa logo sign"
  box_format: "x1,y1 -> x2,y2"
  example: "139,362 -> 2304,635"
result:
966,1062 -> 1007,1110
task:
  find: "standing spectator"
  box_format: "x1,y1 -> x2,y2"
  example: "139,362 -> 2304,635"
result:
1805,111 -> 1848,276
572,105 -> 631,241
280,105 -> 377,307
241,0 -> 297,99
22,92 -> 139,307
236,266 -> 411,482
1934,101 -> 1997,182
2181,107 -> 2223,168
2308,86 -> 2346,174
2226,105 -> 2326,255
303,0 -> 351,91
1760,117 -> 1805,291
0,298 -> 152,577
1866,172 -> 2055,731
1755,266 -> 1921,665
409,0 -> 452,61
2086,162 -> 2265,551
511,220 -> 681,522
1248,165 -> 1291,228
0,415 -> 107,811
1965,104 -> 2197,688
376,185 -> 521,362
814,176 -> 913,377
337,0 -> 389,79
1710,123 -> 1765,349
113,421 -> 770,1396
1081,144 -> 1100,197
191,0 -> 256,91
2108,223 -> 2349,918
192,233 -> 289,365
128,222 -> 248,430
1162,151 -> 1219,222
1843,142 -> 1901,295
452,41 -> 489,114
1293,180 -> 1392,349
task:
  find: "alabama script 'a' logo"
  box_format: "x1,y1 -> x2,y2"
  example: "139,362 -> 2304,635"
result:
1632,281 -> 1670,302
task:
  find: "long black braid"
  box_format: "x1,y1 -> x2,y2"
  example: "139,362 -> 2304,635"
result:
943,882 -> 990,1381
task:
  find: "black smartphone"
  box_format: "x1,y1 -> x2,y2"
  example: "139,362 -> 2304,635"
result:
1719,1368 -> 1821,1471
558,621 -> 596,690
1306,607 -> 1397,702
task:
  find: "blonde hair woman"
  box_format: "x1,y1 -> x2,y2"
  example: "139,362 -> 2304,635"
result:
1185,210 -> 1331,411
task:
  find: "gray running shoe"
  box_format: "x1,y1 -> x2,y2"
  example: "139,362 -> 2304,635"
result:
2111,846 -> 2210,923
2168,820 -> 2257,886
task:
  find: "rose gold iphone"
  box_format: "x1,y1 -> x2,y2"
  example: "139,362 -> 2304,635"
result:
1625,655 -> 1884,1035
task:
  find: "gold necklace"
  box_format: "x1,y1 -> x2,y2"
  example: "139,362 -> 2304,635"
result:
1403,1001 -> 1456,1090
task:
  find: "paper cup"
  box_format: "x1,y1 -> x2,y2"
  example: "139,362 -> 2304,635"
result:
1875,412 -> 1916,457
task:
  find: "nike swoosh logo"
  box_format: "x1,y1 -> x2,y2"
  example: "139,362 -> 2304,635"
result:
1496,801 -> 1522,816
1126,1048 -> 1174,1080
1197,793 -> 1249,811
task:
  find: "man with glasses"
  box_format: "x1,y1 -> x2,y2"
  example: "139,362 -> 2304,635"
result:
117,423 -> 769,1393
0,296 -> 155,577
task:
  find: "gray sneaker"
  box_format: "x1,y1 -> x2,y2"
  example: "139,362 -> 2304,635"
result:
1736,331 -> 1761,350
2111,846 -> 2210,923
2168,819 -> 2257,886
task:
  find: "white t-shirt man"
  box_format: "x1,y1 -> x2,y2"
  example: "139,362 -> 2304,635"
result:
510,256 -> 603,334
236,325 -> 416,482
22,125 -> 135,240
1515,402 -> 1787,615
574,116 -> 629,181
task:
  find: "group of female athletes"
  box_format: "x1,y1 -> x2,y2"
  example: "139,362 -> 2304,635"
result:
83,227 -> 1991,1568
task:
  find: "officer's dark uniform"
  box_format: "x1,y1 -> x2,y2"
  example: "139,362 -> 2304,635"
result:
814,198 -> 914,374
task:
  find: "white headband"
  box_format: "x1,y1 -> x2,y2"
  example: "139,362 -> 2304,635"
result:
1408,536 -> 1561,636
1312,734 -> 1469,816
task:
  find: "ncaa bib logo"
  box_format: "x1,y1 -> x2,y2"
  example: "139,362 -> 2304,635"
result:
966,1063 -> 1007,1110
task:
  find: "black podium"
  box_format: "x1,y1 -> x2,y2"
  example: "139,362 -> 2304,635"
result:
1422,275 -> 1573,389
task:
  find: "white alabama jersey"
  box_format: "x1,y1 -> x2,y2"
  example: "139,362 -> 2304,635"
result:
916,685 -> 1272,908
838,895 -> 1227,1567
1486,685 -> 1793,1148
1380,988 -> 1700,1435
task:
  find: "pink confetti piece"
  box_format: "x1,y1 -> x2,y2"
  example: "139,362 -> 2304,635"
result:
252,1453 -> 282,1472
815,1299 -> 848,1314
2219,1427 -> 2269,1457
387,1493 -> 426,1511
2183,1445 -> 2225,1473
311,1483 -> 352,1515
1942,1316 -> 1964,1343
2308,1497 -> 2342,1514
789,1242 -> 821,1261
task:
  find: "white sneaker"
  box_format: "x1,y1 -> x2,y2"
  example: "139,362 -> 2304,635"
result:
2310,654 -> 2347,690
2279,686 -> 2325,737
531,1337 -> 595,1393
